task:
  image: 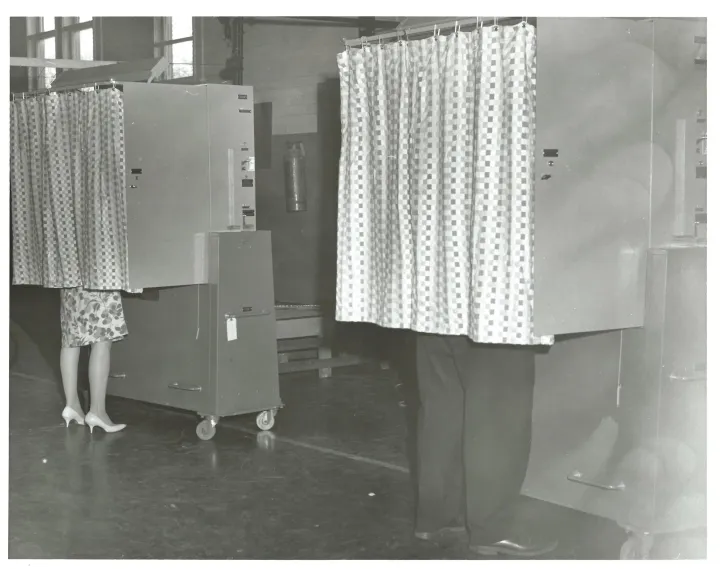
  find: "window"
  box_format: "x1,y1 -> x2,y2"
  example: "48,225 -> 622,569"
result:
154,17 -> 195,80
26,17 -> 96,89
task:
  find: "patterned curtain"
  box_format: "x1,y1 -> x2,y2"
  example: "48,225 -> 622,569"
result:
335,23 -> 551,345
10,88 -> 134,291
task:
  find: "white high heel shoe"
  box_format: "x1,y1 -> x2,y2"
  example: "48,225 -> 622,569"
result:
62,406 -> 85,427
85,412 -> 126,434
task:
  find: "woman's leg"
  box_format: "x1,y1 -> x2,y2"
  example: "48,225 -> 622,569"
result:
60,346 -> 83,413
88,340 -> 115,423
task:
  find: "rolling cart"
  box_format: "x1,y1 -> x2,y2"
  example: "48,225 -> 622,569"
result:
108,231 -> 283,440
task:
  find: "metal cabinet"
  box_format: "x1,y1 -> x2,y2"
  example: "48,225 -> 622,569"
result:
122,82 -> 257,290
108,231 -> 282,440
533,17 -> 655,336
524,245 -> 707,558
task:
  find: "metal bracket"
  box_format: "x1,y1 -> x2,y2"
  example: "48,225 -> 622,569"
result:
568,471 -> 626,491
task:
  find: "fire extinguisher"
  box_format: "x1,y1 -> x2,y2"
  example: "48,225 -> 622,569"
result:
284,142 -> 307,212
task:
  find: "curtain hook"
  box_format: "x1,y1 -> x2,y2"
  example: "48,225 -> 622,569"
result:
493,17 -> 499,30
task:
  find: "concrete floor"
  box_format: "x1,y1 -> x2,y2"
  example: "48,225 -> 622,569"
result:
8,366 -> 635,560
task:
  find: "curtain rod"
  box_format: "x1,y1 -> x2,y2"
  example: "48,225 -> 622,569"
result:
11,81 -> 122,100
343,16 -> 531,47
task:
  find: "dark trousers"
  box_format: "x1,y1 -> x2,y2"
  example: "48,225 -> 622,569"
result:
415,333 -> 536,544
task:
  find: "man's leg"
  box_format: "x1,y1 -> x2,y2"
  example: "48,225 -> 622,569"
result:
456,342 -> 539,547
414,333 -> 465,535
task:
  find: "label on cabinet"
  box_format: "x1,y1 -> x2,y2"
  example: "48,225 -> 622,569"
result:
226,317 -> 238,342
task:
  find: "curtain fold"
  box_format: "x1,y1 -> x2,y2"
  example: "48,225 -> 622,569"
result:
10,88 -> 134,291
336,23 -> 551,345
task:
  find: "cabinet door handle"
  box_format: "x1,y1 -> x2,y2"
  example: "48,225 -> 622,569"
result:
670,363 -> 707,383
168,383 -> 202,392
567,471 -> 626,491
670,372 -> 707,383
109,373 -> 126,379
225,309 -> 270,319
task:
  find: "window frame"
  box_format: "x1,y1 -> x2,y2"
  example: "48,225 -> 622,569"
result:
153,17 -> 201,84
26,17 -> 99,89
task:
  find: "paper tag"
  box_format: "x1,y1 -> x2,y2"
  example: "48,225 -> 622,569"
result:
226,317 -> 237,342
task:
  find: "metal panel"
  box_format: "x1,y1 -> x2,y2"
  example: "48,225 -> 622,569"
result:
533,18 -> 654,335
524,246 -> 706,533
206,84 -> 256,232
649,18 -> 708,247
123,83 -> 257,289
523,331 -> 623,506
209,231 -> 281,417
107,285 -> 212,411
123,83 -> 211,289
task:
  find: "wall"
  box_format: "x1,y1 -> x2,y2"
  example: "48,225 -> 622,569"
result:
201,20 -> 349,306
99,17 -> 155,62
10,17 -> 28,93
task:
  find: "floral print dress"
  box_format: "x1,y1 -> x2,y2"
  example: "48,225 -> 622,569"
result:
60,288 -> 128,348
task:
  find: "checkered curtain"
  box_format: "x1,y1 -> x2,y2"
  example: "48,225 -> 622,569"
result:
10,88 -> 133,291
336,23 -> 550,345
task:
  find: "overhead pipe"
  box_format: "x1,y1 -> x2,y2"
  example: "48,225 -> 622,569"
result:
344,16 -> 533,47
243,16 -> 399,29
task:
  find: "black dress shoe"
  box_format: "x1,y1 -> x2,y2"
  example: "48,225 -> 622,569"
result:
469,538 -> 558,558
414,525 -> 466,543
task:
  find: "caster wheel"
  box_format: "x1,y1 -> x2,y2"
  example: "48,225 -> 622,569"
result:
256,410 -> 275,431
196,419 -> 216,441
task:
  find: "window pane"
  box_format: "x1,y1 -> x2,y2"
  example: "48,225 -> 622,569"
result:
171,17 -> 193,40
77,28 -> 94,60
77,16 -> 93,23
43,17 -> 55,32
170,40 -> 194,78
172,40 -> 193,64
38,38 -> 56,88
40,37 -> 56,59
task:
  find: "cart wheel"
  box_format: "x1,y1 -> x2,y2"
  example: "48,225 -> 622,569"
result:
256,410 -> 275,431
196,419 -> 216,441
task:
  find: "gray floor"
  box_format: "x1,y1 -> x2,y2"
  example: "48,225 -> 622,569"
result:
8,366 -> 641,560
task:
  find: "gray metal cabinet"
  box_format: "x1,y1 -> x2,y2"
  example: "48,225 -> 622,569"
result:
108,231 -> 281,440
533,17 -> 654,336
122,82 -> 257,289
524,246 -> 706,558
